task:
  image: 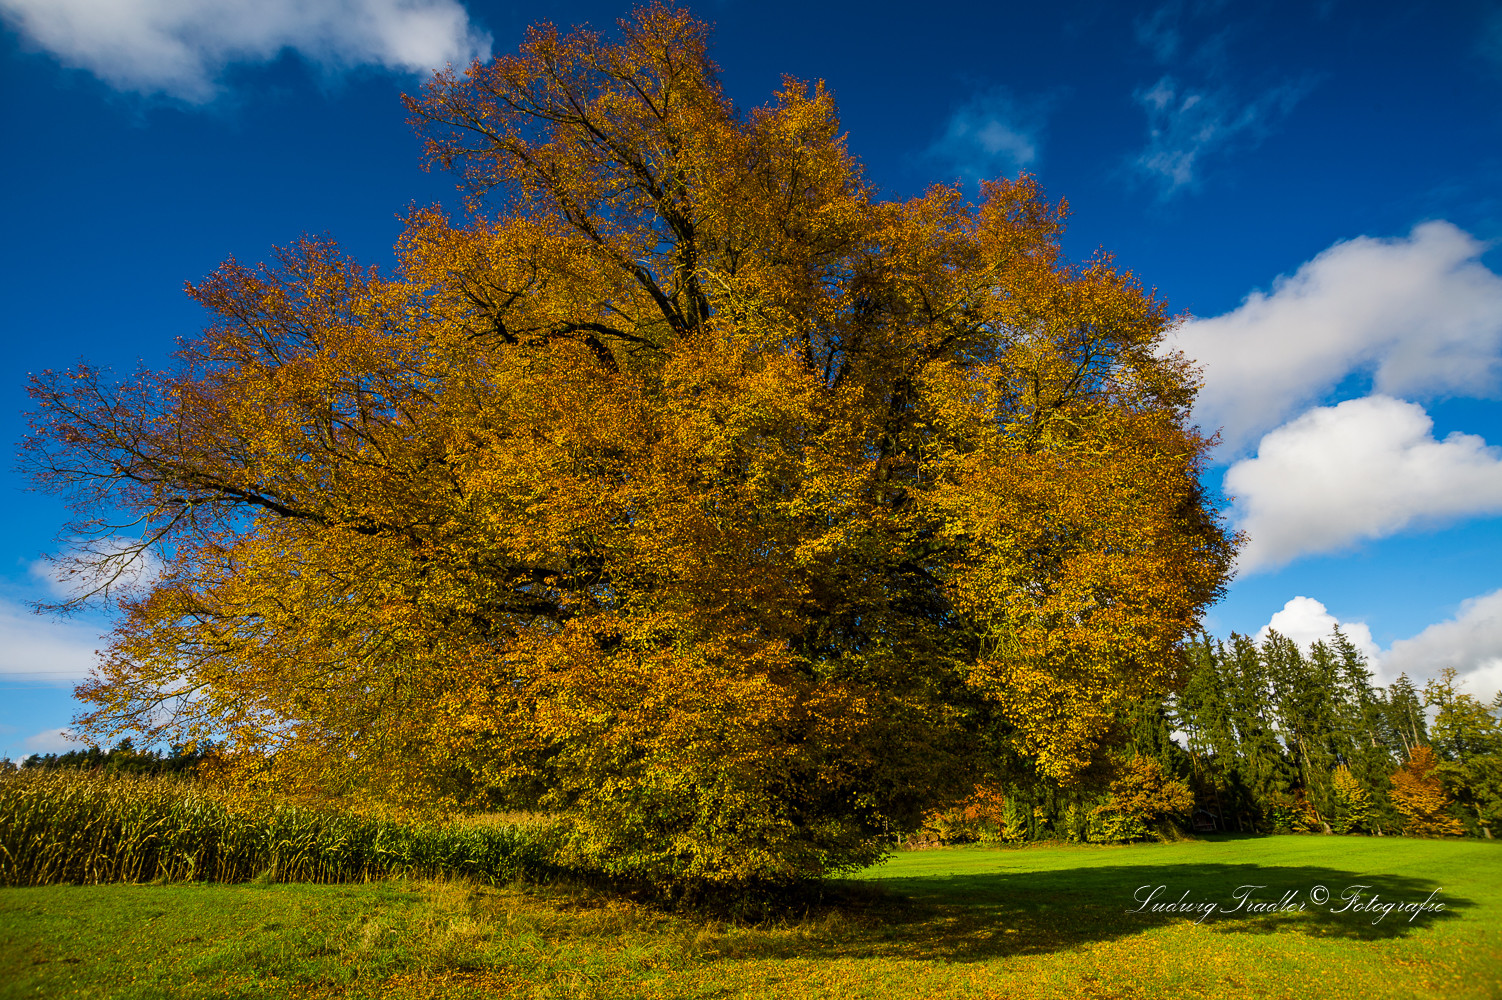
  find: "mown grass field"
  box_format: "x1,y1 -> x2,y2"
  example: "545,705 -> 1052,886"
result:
2,835 -> 1498,999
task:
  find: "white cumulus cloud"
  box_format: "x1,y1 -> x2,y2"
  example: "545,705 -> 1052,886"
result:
1258,592 -> 1502,700
1256,595 -> 1380,663
1383,589 -> 1502,700
0,0 -> 491,101
1226,395 -> 1502,573
1170,221 -> 1502,454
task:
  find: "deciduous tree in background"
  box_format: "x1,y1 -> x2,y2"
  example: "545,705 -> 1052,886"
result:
1391,747 -> 1465,838
1426,669 -> 1502,838
23,5 -> 1234,886
1092,755 -> 1193,841
1426,668 -> 1500,762
1330,764 -> 1370,834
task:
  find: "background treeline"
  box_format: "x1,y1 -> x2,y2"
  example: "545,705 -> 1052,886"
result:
5,738 -> 213,776
916,629 -> 1502,845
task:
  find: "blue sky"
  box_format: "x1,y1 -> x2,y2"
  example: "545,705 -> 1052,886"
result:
1,0 -> 1500,759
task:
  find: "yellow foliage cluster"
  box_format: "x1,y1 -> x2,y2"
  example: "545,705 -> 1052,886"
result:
1330,764 -> 1371,834
1108,757 -> 1194,823
1391,747 -> 1465,838
25,6 -> 1233,884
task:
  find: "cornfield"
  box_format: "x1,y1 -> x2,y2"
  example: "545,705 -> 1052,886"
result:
0,769 -> 561,887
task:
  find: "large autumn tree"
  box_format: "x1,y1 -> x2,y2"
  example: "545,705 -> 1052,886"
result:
24,6 -> 1234,886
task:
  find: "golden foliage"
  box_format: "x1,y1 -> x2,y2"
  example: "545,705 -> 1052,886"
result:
1391,746 -> 1465,838
1085,757 -> 1194,843
24,5 -> 1234,884
910,785 -> 1012,846
1330,764 -> 1371,834
1109,757 -> 1194,824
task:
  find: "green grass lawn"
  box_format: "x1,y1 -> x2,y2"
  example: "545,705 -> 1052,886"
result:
2,835 -> 1498,999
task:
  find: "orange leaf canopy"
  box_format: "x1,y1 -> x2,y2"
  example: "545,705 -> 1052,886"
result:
27,5 -> 1234,884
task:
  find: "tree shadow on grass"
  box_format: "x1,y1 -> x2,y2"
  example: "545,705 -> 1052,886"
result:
707,861 -> 1472,964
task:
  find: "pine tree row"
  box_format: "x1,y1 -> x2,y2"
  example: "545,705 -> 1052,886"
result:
913,630 -> 1501,845
1176,630 -> 1499,839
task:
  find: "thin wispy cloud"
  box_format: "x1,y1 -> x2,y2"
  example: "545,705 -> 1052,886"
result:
1134,4 -> 1182,64
1127,3 -> 1308,196
22,727 -> 86,755
1134,75 -> 1305,195
927,88 -> 1045,189
0,0 -> 491,102
0,598 -> 103,683
1482,8 -> 1502,71
30,539 -> 165,604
